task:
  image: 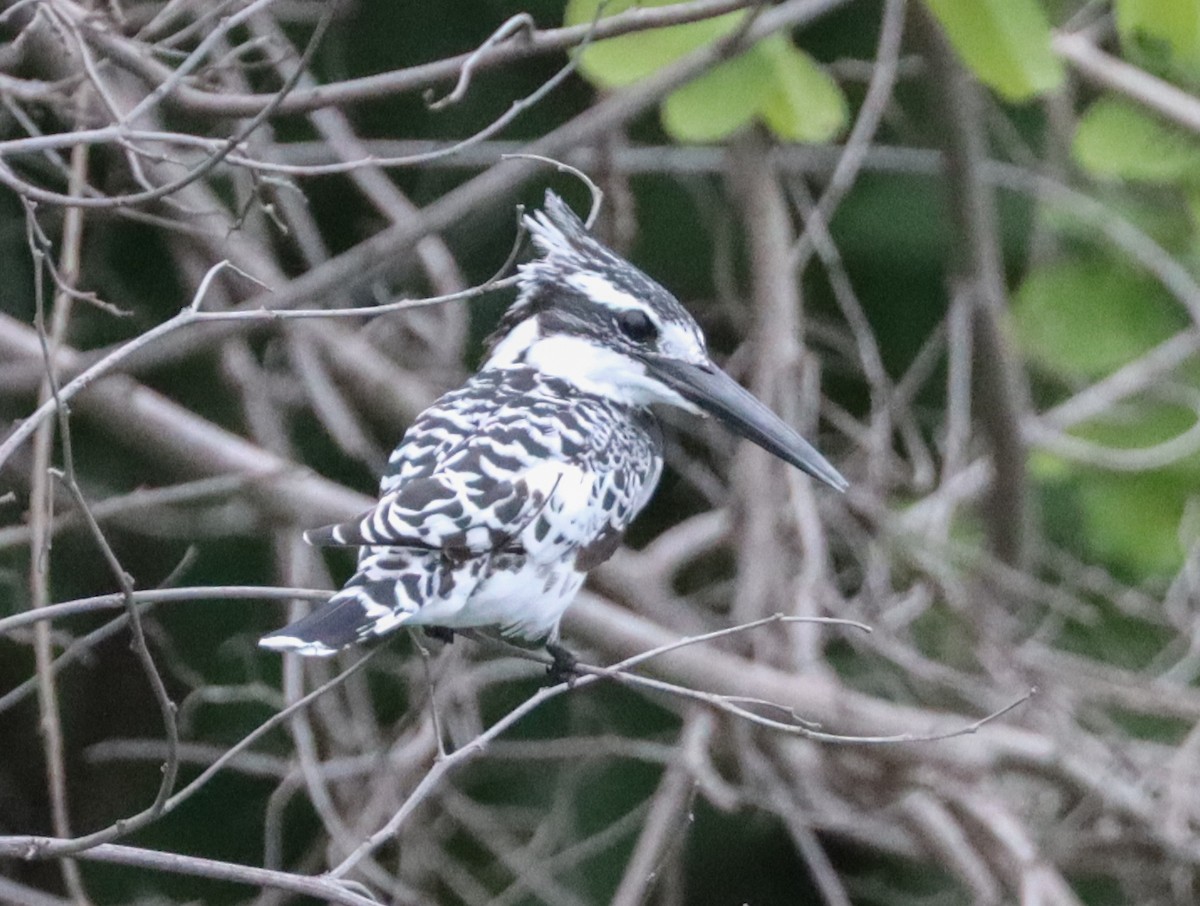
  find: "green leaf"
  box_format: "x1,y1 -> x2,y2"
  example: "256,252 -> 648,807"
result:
757,35 -> 848,143
1012,257 -> 1186,379
1075,472 -> 1188,575
1042,452 -> 1193,578
1116,0 -> 1200,80
1075,96 -> 1200,184
1076,400 -> 1200,452
1053,397 -> 1200,480
920,0 -> 1064,101
565,0 -> 745,88
660,52 -> 767,142
1035,190 -> 1195,256
564,0 -> 847,144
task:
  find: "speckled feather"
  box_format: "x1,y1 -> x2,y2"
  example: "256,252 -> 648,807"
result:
306,368 -> 662,561
262,365 -> 663,652
260,193 -> 725,656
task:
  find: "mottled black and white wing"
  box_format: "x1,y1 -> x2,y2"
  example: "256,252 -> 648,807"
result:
375,371 -> 509,493
265,368 -> 665,656
304,456 -> 579,559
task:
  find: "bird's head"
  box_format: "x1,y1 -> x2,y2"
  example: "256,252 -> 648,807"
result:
485,191 -> 846,492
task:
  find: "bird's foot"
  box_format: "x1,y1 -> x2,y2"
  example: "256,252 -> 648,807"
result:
545,642 -> 580,687
424,626 -> 456,644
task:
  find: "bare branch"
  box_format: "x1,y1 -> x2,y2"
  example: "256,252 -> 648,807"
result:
0,841 -> 384,906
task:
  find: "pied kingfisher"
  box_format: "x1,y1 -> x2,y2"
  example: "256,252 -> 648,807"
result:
260,192 -> 846,671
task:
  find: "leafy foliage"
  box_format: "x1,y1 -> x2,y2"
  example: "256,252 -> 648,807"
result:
1012,257 -> 1185,379
1116,0 -> 1200,81
564,0 -> 847,141
919,0 -> 1064,100
1074,96 -> 1200,184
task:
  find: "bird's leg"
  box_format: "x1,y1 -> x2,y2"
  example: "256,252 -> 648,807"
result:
408,628 -> 447,758
545,641 -> 580,687
424,626 -> 456,644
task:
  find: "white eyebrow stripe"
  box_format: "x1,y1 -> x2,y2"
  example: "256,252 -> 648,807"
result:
567,273 -> 652,316
661,321 -> 707,362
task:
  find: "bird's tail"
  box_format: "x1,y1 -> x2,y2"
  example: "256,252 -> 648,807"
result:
259,551 -> 425,657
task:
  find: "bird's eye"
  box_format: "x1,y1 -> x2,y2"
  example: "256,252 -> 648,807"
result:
617,310 -> 658,343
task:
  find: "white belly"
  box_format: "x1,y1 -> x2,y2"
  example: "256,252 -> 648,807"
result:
398,553 -> 585,642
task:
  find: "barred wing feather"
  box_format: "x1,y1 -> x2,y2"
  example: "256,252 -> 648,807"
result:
303,459 -> 595,560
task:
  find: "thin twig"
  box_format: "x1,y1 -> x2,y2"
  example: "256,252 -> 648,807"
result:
0,269 -> 517,472
0,585 -> 329,637
91,0 -> 760,117
609,712 -> 707,906
0,0 -> 337,208
425,14 -> 535,111
326,613 -> 874,881
0,841 -> 384,906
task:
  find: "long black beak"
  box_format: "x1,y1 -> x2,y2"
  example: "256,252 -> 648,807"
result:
647,356 -> 848,492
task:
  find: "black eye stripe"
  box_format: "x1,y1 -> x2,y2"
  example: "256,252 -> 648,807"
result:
616,309 -> 658,343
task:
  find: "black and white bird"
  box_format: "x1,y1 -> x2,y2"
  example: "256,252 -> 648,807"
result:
260,192 -> 846,670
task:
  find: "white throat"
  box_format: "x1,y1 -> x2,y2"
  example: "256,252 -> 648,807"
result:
527,336 -> 695,409
485,322 -> 697,411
